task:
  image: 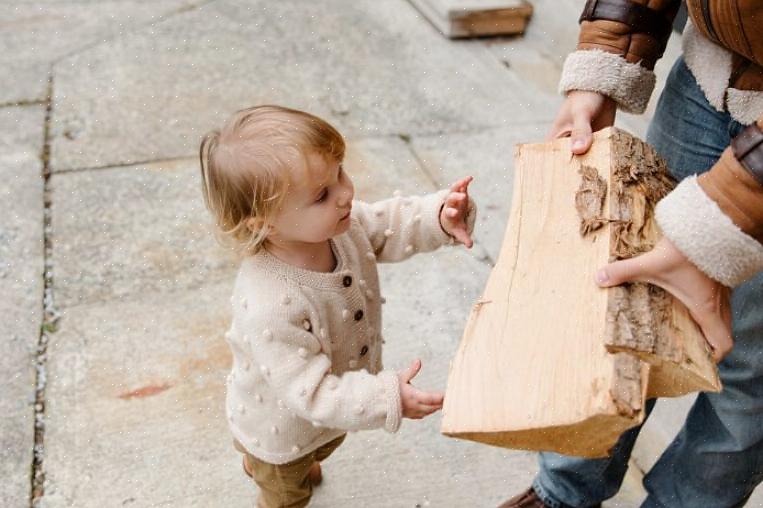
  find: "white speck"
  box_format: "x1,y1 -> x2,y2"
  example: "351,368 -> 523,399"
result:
224,330 -> 232,341
263,329 -> 272,341
312,420 -> 321,427
366,251 -> 375,260
404,245 -> 413,254
282,295 -> 291,305
241,298 -> 248,309
359,279 -> 366,287
342,309 -> 350,320
300,388 -> 307,396
297,347 -> 308,358
238,404 -> 246,415
355,405 -> 365,415
291,445 -> 300,453
320,328 -> 327,339
366,290 -> 374,299
384,229 -> 394,237
252,438 -> 260,447
271,426 -> 279,435
260,365 -> 270,377
302,319 -> 311,330
413,215 -> 421,223
277,399 -> 286,409
254,393 -> 263,403
393,189 -> 402,197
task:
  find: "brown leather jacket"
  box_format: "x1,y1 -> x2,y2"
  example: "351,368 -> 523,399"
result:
576,0 -> 763,249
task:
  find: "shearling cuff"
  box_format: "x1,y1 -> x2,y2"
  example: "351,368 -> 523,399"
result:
655,176 -> 763,287
378,370 -> 402,433
559,49 -> 656,114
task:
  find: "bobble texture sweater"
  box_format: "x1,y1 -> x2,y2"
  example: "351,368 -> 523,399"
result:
225,190 -> 472,464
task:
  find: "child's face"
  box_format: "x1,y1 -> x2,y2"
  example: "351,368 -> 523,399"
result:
268,152 -> 354,245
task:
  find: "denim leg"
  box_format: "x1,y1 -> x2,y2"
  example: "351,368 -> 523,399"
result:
534,400 -> 657,508
534,56 -> 756,508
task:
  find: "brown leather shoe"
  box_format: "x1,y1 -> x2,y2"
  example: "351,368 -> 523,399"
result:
497,488 -> 602,508
497,488 -> 549,508
307,462 -> 322,486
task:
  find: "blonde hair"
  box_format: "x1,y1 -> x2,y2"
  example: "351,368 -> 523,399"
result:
199,105 -> 345,254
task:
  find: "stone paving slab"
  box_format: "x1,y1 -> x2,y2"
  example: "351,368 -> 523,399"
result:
49,0 -> 547,172
0,1 -> 198,105
50,136 -> 437,310
50,158 -> 238,310
0,105 -> 46,507
411,124 -> 547,262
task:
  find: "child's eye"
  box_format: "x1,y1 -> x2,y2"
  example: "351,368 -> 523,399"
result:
316,189 -> 328,203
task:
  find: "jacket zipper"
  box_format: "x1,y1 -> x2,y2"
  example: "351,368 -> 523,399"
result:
700,0 -> 720,42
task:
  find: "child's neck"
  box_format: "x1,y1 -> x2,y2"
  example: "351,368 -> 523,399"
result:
264,238 -> 337,273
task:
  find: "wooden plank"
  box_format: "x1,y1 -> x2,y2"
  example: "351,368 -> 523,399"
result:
409,0 -> 533,38
441,128 -> 720,458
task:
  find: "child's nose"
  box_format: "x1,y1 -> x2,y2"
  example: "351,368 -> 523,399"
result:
336,187 -> 353,207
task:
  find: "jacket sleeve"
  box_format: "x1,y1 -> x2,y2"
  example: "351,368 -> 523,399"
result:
559,0 -> 682,113
351,190 -> 476,263
246,299 -> 402,433
655,118 -> 763,287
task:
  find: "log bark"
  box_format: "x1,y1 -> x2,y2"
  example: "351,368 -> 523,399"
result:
441,128 -> 720,458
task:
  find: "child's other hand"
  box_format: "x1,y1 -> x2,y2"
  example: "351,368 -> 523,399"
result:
397,359 -> 444,419
440,176 -> 474,248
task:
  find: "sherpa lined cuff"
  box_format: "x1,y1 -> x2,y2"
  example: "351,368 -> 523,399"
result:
378,370 -> 402,433
559,49 -> 656,114
656,176 -> 763,287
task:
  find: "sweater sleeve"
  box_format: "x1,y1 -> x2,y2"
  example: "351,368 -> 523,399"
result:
245,298 -> 402,433
351,190 -> 476,263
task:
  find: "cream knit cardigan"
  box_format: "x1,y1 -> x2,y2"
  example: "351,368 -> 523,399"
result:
225,190 -> 469,465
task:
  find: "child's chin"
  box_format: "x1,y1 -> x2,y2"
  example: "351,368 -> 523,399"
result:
335,221 -> 351,235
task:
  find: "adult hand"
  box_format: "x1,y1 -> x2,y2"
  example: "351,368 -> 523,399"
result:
397,359 -> 444,419
548,91 -> 617,155
595,237 -> 734,362
440,175 -> 474,248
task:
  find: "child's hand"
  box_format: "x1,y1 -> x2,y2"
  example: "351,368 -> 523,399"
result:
440,176 -> 474,248
397,359 -> 444,419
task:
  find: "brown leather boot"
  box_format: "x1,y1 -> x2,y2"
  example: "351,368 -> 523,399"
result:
497,488 -> 602,508
497,488 -> 550,508
307,462 -> 322,486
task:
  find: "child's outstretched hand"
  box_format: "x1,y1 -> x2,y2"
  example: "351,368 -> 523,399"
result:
440,176 -> 474,248
397,359 -> 444,419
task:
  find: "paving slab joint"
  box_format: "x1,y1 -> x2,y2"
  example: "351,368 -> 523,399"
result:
30,73 -> 58,508
398,133 -> 497,268
0,99 -> 47,110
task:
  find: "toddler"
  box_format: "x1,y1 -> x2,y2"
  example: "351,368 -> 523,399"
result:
199,105 -> 475,508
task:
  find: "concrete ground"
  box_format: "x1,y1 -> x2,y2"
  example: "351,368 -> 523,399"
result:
2,1 -> 761,507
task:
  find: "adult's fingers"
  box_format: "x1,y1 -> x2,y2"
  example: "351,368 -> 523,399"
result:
570,108 -> 594,155
595,253 -> 655,288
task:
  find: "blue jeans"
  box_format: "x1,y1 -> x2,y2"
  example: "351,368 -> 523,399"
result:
532,57 -> 763,508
